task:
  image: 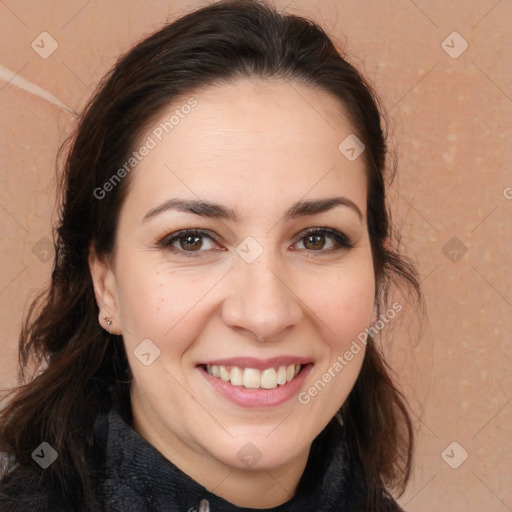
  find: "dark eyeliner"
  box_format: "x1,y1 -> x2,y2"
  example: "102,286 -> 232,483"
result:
156,227 -> 353,255
298,227 -> 355,250
157,229 -> 221,252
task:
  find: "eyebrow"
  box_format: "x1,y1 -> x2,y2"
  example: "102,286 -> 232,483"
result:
142,196 -> 363,223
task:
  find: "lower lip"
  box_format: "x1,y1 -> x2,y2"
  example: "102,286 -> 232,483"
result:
199,364 -> 313,408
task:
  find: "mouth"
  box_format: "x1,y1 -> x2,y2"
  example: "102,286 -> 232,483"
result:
197,358 -> 313,408
202,363 -> 303,390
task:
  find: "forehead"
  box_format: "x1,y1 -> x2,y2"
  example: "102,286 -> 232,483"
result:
123,78 -> 367,220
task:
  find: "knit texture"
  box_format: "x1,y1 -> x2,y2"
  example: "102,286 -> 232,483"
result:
0,394 -> 406,511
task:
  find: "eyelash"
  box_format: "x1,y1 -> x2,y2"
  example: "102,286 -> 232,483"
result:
157,227 -> 354,257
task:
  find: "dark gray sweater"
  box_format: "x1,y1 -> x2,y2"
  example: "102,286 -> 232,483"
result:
0,400 -> 406,511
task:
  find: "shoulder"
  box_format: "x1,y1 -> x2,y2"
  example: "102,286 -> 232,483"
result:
0,387 -> 122,512
0,467 -> 68,512
0,442 -> 105,512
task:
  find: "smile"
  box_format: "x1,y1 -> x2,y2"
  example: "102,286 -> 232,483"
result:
205,364 -> 301,390
198,358 -> 314,408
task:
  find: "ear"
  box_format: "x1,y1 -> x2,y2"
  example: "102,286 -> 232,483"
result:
88,246 -> 122,335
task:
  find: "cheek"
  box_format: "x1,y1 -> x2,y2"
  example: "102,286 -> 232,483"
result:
114,260 -> 220,353
299,260 -> 375,348
291,262 -> 375,437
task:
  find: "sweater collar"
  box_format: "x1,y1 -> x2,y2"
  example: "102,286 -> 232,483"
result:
93,399 -> 355,511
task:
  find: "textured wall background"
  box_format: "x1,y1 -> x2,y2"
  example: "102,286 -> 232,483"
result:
0,1 -> 510,510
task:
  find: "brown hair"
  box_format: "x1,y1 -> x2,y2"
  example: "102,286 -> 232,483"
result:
0,1 -> 421,510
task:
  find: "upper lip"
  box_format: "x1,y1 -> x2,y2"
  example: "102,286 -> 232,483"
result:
197,356 -> 313,370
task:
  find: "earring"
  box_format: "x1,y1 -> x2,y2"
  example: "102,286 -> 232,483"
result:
103,315 -> 112,327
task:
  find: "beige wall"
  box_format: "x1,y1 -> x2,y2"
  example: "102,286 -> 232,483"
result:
0,1 -> 510,510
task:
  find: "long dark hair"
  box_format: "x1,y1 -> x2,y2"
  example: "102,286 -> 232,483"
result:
0,1 -> 421,510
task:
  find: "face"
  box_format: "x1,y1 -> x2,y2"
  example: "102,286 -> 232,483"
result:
90,78 -> 375,495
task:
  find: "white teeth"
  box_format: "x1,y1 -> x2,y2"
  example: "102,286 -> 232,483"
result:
220,366 -> 230,382
260,368 -> 277,389
205,363 -> 304,389
243,368 -> 261,388
230,367 -> 243,386
277,366 -> 287,385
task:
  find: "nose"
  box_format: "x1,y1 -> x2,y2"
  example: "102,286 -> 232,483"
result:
220,253 -> 303,342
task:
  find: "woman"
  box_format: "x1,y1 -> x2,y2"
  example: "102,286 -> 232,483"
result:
0,1 -> 422,510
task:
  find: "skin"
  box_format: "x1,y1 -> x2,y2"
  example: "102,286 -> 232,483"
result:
90,78 -> 376,508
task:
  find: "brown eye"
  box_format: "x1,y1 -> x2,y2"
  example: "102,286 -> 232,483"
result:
303,233 -> 326,250
159,229 -> 220,253
178,235 -> 203,251
294,228 -> 354,253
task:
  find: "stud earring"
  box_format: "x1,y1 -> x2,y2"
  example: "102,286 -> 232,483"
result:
103,315 -> 112,327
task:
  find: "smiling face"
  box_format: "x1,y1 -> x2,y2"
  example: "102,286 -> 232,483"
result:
90,78 -> 376,506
